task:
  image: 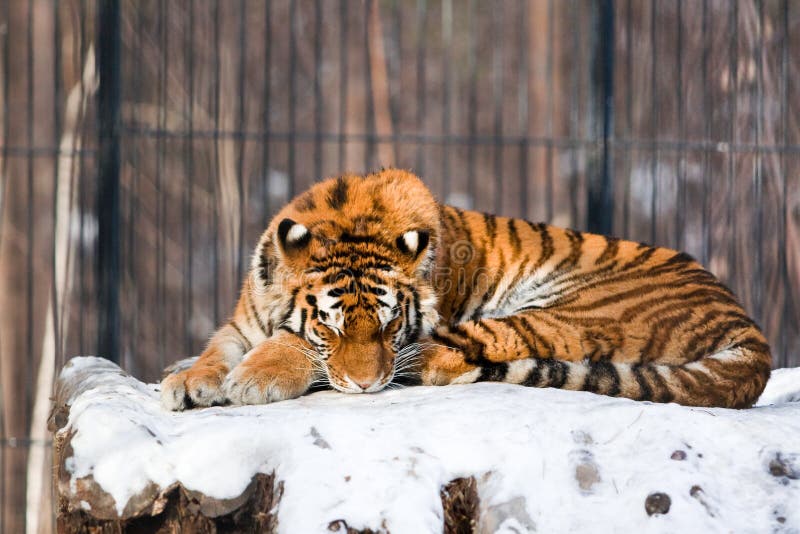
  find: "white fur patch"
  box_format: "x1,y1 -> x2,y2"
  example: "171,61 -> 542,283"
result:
376,287 -> 398,325
402,231 -> 419,253
563,361 -> 588,391
318,291 -> 345,331
505,359 -> 536,384
286,223 -> 309,244
451,368 -> 482,385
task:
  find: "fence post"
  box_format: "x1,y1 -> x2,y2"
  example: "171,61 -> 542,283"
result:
587,0 -> 615,234
96,0 -> 121,362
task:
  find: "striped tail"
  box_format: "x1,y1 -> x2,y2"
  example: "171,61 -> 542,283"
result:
466,342 -> 772,409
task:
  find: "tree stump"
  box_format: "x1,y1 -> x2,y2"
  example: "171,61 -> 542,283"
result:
50,357 -> 800,533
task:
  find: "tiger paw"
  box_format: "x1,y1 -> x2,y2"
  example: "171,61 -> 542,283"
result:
160,364 -> 228,411
222,356 -> 314,405
418,344 -> 479,386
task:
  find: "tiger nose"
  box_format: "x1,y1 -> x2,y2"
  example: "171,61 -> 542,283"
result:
348,374 -> 381,392
354,380 -> 373,391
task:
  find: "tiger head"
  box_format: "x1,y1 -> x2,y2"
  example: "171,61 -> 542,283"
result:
251,169 -> 442,393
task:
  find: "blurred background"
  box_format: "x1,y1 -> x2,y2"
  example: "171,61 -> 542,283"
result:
2,0 -> 799,531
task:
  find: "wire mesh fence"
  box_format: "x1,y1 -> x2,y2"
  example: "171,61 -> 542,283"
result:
1,0 -> 799,532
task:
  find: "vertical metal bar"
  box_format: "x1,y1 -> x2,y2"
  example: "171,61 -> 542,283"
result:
127,0 -> 141,371
0,0 -> 9,255
726,0 -> 738,286
183,0 -> 195,356
587,0 -> 615,235
156,0 -> 167,372
391,0 -> 402,166
212,0 -> 221,326
753,0 -> 763,328
569,0 -> 579,227
26,0 -> 35,421
623,0 -> 632,235
701,0 -> 710,266
545,0 -> 554,223
236,0 -> 246,284
79,0 -> 88,357
517,0 -> 528,219
96,0 -> 122,362
414,0 -> 427,175
288,0 -> 297,194
441,0 -> 452,200
338,0 -> 348,170
314,0 -> 323,179
675,0 -> 685,251
492,1 -> 503,215
1,0 -> 11,525
779,0 -> 789,367
649,0 -> 658,245
363,0 -> 375,171
52,0 -> 63,375
262,0 -> 272,223
467,0 -> 477,208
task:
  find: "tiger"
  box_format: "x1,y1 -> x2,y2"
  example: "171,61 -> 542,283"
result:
161,168 -> 772,411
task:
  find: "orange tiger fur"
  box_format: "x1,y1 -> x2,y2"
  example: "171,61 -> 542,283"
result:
161,169 -> 771,410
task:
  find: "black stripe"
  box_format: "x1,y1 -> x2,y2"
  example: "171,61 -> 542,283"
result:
527,222 -> 554,268
733,338 -> 770,354
507,218 -> 522,258
482,212 -> 498,244
541,229 -> 584,283
299,308 -> 308,333
295,191 -> 317,212
620,245 -> 657,271
469,255 -> 506,321
638,309 -> 695,361
583,361 -> 621,396
328,176 -> 349,209
688,319 -> 756,361
280,287 -> 301,326
666,250 -> 696,266
229,320 -> 253,352
410,287 -> 423,339
249,299 -> 270,337
596,236 -> 620,264
631,364 -> 652,401
258,247 -> 274,284
478,362 -> 508,382
542,358 -> 569,388
522,360 -> 542,386
645,366 -> 674,403
498,316 -> 536,356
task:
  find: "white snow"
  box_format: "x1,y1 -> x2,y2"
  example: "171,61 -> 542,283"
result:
57,357 -> 800,533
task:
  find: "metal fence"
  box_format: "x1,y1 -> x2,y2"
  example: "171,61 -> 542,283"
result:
1,1 -> 799,532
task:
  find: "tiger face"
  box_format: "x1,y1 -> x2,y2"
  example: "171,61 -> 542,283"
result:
259,171 -> 442,393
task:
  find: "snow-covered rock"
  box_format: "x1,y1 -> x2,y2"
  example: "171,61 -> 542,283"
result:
52,356 -> 800,533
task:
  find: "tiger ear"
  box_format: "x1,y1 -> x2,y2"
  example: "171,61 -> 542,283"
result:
277,218 -> 311,253
396,230 -> 430,258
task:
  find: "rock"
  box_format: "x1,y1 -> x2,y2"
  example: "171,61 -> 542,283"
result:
670,450 -> 687,461
768,454 -> 799,480
645,493 -> 671,516
575,460 -> 601,492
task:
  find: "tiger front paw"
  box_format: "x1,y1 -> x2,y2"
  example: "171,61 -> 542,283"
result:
222,356 -> 315,405
160,364 -> 228,411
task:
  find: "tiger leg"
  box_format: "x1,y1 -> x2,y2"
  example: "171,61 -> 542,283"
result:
222,331 -> 320,405
160,322 -> 252,410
